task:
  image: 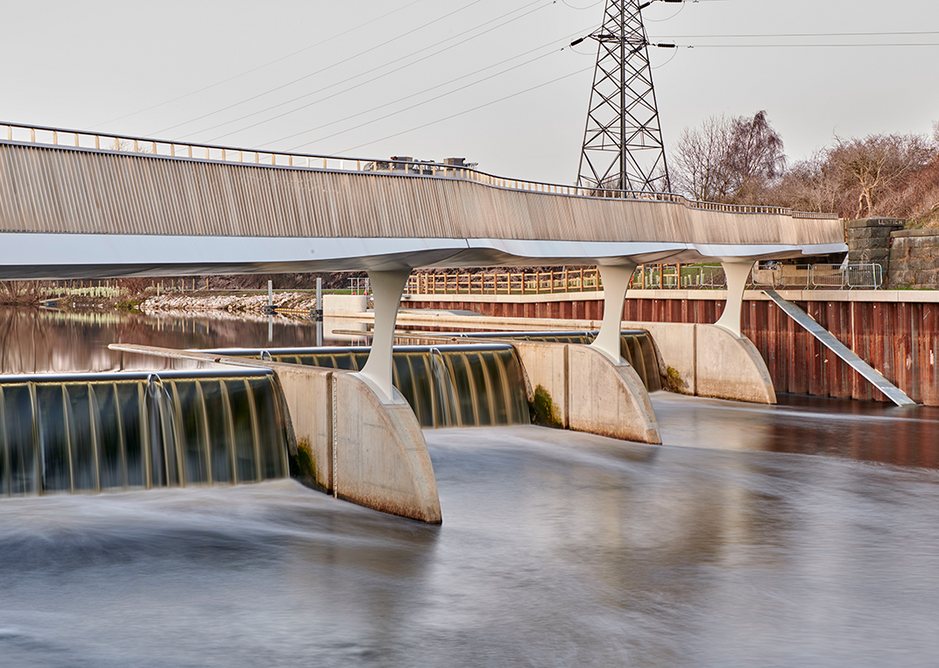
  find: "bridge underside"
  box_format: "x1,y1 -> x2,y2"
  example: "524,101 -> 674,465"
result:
0,233 -> 843,280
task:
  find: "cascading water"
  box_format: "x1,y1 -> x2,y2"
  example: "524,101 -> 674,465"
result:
0,369 -> 289,497
217,344 -> 532,429
440,330 -> 663,392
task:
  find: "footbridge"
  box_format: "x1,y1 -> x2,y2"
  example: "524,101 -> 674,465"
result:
0,122 -> 842,277
1,122 -> 847,522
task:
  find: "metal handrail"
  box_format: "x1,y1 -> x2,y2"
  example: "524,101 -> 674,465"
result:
0,120 -> 839,220
0,368 -> 274,384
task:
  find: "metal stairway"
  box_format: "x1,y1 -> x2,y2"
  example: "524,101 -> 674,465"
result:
763,290 -> 917,407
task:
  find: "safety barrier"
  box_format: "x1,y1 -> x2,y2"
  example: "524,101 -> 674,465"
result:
407,263 -> 884,296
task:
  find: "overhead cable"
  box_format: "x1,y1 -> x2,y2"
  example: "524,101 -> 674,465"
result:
151,0 -> 488,136
198,0 -> 557,142
94,0 -> 424,128
287,47 -> 567,150
337,66 -> 592,154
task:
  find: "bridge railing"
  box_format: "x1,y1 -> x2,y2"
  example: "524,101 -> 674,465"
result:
1,120 -> 839,220
408,263 -> 883,296
408,269 -> 602,296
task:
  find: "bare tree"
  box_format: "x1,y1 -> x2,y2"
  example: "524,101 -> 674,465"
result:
827,134 -> 933,219
0,281 -> 43,306
672,110 -> 786,204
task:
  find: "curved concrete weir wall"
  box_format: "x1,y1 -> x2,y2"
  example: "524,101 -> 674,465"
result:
511,341 -> 661,444
275,364 -> 441,524
627,322 -> 776,404
109,344 -> 442,524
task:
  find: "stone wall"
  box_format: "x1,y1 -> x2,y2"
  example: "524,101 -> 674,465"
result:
845,217 -> 904,277
888,229 -> 939,289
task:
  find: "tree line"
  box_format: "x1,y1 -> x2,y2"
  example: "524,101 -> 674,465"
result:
670,111 -> 939,225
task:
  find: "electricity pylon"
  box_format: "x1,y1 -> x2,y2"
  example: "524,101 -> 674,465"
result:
575,0 -> 676,193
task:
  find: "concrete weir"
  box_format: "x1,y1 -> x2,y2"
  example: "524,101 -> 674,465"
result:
273,362 -> 441,523
626,322 -> 777,404
110,344 -> 442,523
512,341 -> 661,444
110,337 -> 665,523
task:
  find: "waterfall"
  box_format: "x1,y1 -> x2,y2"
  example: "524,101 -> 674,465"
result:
235,344 -> 532,429
0,370 -> 289,497
435,330 -> 664,392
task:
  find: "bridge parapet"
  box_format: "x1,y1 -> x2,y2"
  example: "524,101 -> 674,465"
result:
1,120 -> 838,221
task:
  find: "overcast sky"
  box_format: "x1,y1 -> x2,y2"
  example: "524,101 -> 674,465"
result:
2,0 -> 937,185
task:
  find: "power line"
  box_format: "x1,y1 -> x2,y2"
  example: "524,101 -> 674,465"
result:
337,65 -> 592,155
658,30 -> 939,38
287,46 -> 567,150
93,0 -> 425,128
272,33 -> 582,148
198,0 -> 556,143
151,0 -> 488,136
688,42 -> 939,48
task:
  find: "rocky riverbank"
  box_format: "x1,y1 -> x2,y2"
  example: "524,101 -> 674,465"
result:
139,291 -> 319,315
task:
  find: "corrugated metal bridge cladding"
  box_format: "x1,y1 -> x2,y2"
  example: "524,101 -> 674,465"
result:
411,296 -> 939,407
0,141 -> 842,247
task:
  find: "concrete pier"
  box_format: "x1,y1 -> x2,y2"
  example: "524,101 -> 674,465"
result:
512,340 -> 661,444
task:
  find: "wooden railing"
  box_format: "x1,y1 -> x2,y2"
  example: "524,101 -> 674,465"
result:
407,269 -> 602,296
409,262 -> 885,296
0,120 -> 839,219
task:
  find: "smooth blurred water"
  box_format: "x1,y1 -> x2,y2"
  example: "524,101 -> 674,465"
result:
2,307 -> 939,666
1,392 -> 939,667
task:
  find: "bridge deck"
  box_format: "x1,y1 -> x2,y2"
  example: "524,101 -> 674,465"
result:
0,125 -> 845,279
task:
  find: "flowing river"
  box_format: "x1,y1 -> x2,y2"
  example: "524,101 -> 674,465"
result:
1,307 -> 938,667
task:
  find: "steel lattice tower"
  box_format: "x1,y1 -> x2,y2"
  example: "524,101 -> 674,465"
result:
576,0 -> 671,193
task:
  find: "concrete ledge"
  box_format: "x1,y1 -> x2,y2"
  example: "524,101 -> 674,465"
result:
108,344 -> 443,524
624,322 -> 776,404
323,294 -> 367,313
511,340 -> 661,444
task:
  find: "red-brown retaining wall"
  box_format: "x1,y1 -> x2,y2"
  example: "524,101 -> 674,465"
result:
407,297 -> 939,406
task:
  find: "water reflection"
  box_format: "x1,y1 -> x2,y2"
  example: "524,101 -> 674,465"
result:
653,392 -> 939,470
0,307 -> 344,374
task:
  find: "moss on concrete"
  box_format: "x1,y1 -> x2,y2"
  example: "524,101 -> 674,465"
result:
664,365 -> 688,394
288,437 -> 320,489
529,384 -> 563,429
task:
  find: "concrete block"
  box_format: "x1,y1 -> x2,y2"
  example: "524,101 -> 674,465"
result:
623,322 -> 775,404
695,325 -> 776,404
323,294 -> 367,313
511,340 -> 569,427
334,374 -> 440,523
511,340 -> 661,444
566,346 -> 660,444
260,361 -> 442,523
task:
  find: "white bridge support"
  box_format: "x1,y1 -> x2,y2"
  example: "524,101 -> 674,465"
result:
356,269 -> 411,402
627,260 -> 776,404
590,263 -> 637,363
714,261 -> 754,337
